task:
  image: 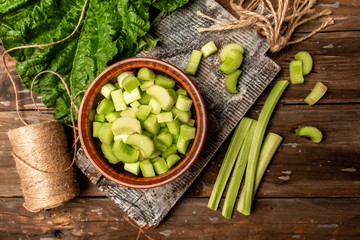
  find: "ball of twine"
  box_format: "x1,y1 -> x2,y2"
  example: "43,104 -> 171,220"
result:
8,121 -> 80,212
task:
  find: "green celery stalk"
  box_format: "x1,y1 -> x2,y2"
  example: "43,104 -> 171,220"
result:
237,132 -> 283,213
221,120 -> 256,219
207,117 -> 254,211
241,80 -> 288,215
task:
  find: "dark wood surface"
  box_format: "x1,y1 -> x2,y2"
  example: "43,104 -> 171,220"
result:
1,0 -> 359,239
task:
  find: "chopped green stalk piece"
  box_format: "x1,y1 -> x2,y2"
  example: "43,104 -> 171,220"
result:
186,119 -> 195,127
111,89 -> 127,111
242,80 -> 288,215
136,105 -> 152,121
123,87 -> 141,104
117,71 -> 134,88
130,101 -> 140,108
155,74 -> 176,89
157,132 -> 173,147
112,117 -> 142,135
237,133 -> 283,213
157,112 -> 173,123
92,122 -> 104,138
149,98 -> 162,114
150,157 -> 161,163
289,60 -> 304,84
140,80 -> 155,91
175,95 -> 193,112
140,159 -> 156,177
120,108 -> 138,118
166,119 -> 180,135
222,122 -> 256,219
179,124 -> 196,140
162,144 -> 178,158
112,139 -> 139,163
201,41 -> 218,58
100,83 -> 116,99
219,50 -> 243,74
142,130 -> 154,139
139,91 -> 152,105
146,149 -> 161,159
160,122 -> 166,128
137,68 -> 155,81
220,43 -> 244,62
105,112 -> 120,123
177,137 -> 190,154
152,157 -> 169,175
94,113 -> 106,122
124,161 -> 140,175
225,70 -> 242,94
304,82 -> 328,105
123,76 -> 141,93
166,154 -> 181,168
144,114 -> 160,135
96,98 -> 115,115
207,117 -> 254,211
296,126 -> 323,143
176,89 -> 188,96
114,83 -> 120,89
147,85 -> 175,111
172,133 -> 179,144
101,143 -> 120,164
168,89 -> 178,103
154,136 -> 168,151
171,107 -> 191,123
295,51 -> 313,75
186,49 -> 202,75
159,126 -> 169,134
99,123 -> 114,145
126,134 -> 154,157
114,134 -> 129,142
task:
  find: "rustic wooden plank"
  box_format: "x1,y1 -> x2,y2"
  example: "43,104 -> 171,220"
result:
0,197 -> 359,239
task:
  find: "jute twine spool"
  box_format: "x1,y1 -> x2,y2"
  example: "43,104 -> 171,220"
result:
8,121 -> 80,212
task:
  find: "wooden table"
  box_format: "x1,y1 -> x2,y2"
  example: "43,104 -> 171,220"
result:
1,0 -> 359,239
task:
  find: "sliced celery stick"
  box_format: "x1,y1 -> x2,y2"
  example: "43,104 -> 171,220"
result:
138,91 -> 151,105
136,105 -> 152,121
159,126 -> 170,134
157,132 -> 173,147
160,122 -> 166,128
149,98 -> 162,114
296,126 -> 323,143
96,98 -> 115,115
142,130 -> 154,139
177,136 -> 190,154
140,159 -> 156,177
176,89 -> 188,96
105,112 -> 120,123
147,85 -> 175,111
168,89 -> 178,103
157,112 -> 173,123
99,123 -> 114,145
112,117 -> 142,135
94,113 -> 106,122
175,94 -> 193,112
92,122 -> 104,138
295,51 -> 313,75
117,71 -> 134,88
166,119 -> 180,135
111,89 -> 127,111
186,49 -> 202,75
220,43 -> 244,62
155,74 -> 176,89
140,80 -> 155,91
123,76 -> 141,93
100,83 -> 116,99
112,139 -> 139,163
152,157 -> 169,175
144,114 -> 160,135
186,119 -> 195,127
137,67 -> 155,81
289,60 -> 304,84
219,50 -> 243,74
179,124 -> 196,140
130,100 -> 140,108
225,70 -> 242,94
114,83 -> 120,89
123,87 -> 141,104
120,108 -> 138,118
237,133 -> 283,213
207,117 -> 254,211
126,134 -> 154,157
242,80 -> 288,215
171,107 -> 191,123
114,134 -> 129,142
162,144 -> 178,159
101,143 -> 120,164
124,161 -> 140,175
147,149 -> 161,159
166,154 -> 181,168
201,41 -> 218,58
304,82 -> 328,105
171,133 -> 179,144
154,136 -> 168,151
222,121 -> 256,219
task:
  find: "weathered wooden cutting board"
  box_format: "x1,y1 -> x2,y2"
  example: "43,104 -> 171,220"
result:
75,0 -> 280,227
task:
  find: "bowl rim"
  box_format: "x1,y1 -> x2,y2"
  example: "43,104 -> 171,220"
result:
78,57 -> 207,189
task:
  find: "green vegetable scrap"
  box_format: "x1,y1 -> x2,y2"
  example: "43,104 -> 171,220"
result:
0,0 -> 188,123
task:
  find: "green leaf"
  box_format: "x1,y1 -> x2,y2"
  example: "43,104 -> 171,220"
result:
152,0 -> 189,12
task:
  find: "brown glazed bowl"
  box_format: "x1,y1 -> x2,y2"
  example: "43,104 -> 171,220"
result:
78,57 -> 207,189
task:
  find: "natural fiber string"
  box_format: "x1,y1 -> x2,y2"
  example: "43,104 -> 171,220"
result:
196,0 -> 335,52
